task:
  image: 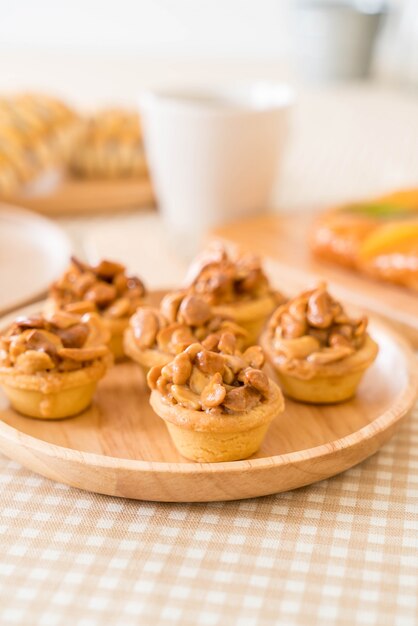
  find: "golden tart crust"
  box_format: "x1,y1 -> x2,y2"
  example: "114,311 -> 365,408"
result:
0,362 -> 108,420
124,333 -> 174,373
212,295 -> 278,346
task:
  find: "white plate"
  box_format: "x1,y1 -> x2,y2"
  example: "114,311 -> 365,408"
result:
0,204 -> 72,314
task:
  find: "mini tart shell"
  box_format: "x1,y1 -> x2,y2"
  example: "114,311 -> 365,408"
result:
123,327 -> 172,375
0,357 -> 109,419
211,294 -> 276,346
102,317 -> 130,361
262,334 -> 379,404
150,380 -> 284,463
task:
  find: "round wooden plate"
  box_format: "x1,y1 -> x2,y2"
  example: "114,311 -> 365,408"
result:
0,301 -> 416,502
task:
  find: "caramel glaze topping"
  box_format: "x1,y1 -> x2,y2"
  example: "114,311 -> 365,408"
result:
184,245 -> 279,305
147,335 -> 270,414
267,283 -> 368,367
0,311 -> 110,374
130,292 -> 249,355
49,257 -> 146,319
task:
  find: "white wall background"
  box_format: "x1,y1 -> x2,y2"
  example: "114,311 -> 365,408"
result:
0,0 -> 297,106
0,0 -> 292,59
0,0 -> 415,105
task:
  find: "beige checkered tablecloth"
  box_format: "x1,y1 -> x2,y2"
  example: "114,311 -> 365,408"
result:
0,401 -> 417,626
1,84 -> 418,625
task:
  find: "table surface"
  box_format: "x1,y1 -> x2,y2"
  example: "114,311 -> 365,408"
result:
1,85 -> 418,626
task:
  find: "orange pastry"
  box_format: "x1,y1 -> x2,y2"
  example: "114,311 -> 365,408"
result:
310,188 -> 418,291
358,221 -> 418,291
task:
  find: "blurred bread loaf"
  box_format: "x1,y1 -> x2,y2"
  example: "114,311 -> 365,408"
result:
69,108 -> 148,179
0,93 -> 80,196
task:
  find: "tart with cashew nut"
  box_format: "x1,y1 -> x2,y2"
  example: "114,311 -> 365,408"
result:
0,311 -> 112,419
124,291 -> 249,375
47,257 -> 146,360
147,339 -> 284,462
184,245 -> 283,345
261,283 -> 378,404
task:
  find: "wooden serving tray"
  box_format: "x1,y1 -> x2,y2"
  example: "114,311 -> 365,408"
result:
212,213 -> 418,347
0,300 -> 416,502
0,176 -> 155,216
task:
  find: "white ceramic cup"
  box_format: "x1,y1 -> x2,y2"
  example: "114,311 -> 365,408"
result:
292,1 -> 384,83
139,83 -> 294,255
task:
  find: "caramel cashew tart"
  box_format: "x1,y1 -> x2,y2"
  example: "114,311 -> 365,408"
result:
47,256 -> 146,360
261,283 -> 378,403
147,339 -> 284,462
0,311 -> 112,419
184,244 -> 284,345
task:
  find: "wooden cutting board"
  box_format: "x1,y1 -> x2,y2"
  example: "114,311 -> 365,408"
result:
212,213 -> 418,348
0,176 -> 155,216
